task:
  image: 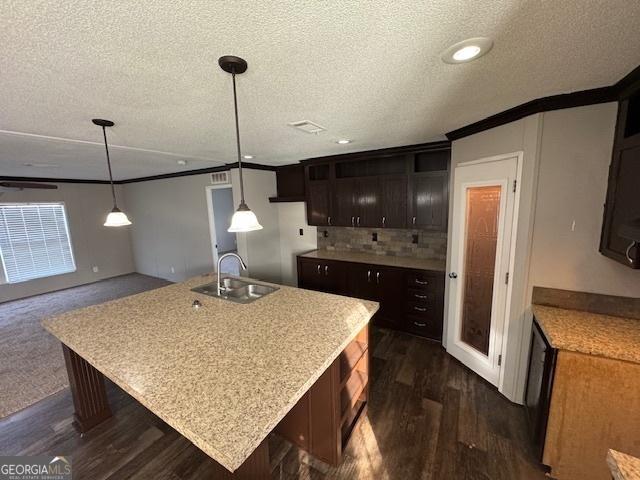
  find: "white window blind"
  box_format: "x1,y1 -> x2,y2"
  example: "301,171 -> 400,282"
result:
0,203 -> 76,284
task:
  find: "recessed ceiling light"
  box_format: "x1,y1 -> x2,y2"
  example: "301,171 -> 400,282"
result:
441,37 -> 493,64
243,154 -> 254,160
336,139 -> 352,145
177,159 -> 188,166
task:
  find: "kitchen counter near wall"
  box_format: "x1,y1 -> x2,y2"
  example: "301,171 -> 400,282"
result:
316,226 -> 447,261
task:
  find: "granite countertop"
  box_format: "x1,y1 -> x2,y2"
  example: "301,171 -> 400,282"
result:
299,249 -> 446,272
532,305 -> 640,364
608,449 -> 640,480
42,274 -> 379,472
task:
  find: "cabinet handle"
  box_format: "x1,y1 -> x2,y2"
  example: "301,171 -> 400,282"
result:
413,321 -> 427,327
324,265 -> 329,275
317,264 -> 321,274
376,271 -> 380,284
626,241 -> 637,266
414,293 -> 428,299
415,279 -> 429,285
327,216 -> 331,226
351,216 -> 355,227
412,216 -> 416,226
367,270 -> 371,282
414,306 -> 427,312
357,216 -> 360,227
382,216 -> 386,227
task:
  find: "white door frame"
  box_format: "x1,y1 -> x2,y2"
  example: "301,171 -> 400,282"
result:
205,184 -> 234,268
446,151 -> 523,387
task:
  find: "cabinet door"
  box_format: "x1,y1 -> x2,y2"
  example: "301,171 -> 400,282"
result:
380,176 -> 407,229
333,179 -> 358,227
298,259 -> 325,291
347,264 -> 378,301
600,143 -> 640,267
322,261 -> 347,294
356,178 -> 382,228
409,172 -> 448,231
306,181 -> 331,226
375,267 -> 405,328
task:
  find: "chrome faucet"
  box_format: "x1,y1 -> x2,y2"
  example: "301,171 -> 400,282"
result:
217,252 -> 248,296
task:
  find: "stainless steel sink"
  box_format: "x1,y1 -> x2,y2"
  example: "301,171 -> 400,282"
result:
191,277 -> 279,304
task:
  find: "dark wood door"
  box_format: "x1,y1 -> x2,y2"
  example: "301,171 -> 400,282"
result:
375,267 -> 405,328
524,319 -> 557,462
356,178 -> 382,228
306,181 -> 331,226
333,179 -> 358,227
409,172 -> 448,231
380,176 -> 407,229
600,142 -> 640,267
347,264 -> 378,301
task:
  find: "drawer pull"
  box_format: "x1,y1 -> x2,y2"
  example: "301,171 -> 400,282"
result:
414,306 -> 427,312
328,216 -> 332,226
376,271 -> 380,284
415,279 -> 429,285
367,270 -> 371,282
414,293 -> 428,299
324,265 -> 329,275
317,264 -> 321,274
414,321 -> 427,327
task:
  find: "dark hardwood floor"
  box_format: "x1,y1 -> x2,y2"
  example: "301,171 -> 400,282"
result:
0,328 -> 548,479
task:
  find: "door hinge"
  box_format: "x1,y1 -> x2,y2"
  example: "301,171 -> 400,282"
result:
505,272 -> 509,284
512,180 -> 517,193
498,354 -> 502,366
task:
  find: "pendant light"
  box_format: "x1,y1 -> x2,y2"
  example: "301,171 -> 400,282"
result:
92,119 -> 132,227
219,55 -> 263,233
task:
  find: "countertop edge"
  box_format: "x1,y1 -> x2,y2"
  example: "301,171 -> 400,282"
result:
608,449 -> 640,480
42,290 -> 379,473
298,249 -> 446,272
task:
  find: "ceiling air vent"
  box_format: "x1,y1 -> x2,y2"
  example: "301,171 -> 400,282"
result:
288,120 -> 326,134
210,171 -> 230,185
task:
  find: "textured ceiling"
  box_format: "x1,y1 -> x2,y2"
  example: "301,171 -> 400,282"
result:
1,0 -> 639,180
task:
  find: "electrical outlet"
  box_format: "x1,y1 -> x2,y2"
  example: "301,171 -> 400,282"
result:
170,266 -> 175,274
372,232 -> 378,242
323,230 -> 329,238
92,266 -> 99,273
299,228 -> 304,236
412,234 -> 419,244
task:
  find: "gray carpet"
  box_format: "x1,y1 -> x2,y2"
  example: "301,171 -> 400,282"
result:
0,273 -> 172,419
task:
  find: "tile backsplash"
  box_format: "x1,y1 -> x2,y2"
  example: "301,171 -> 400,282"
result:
317,227 -> 447,260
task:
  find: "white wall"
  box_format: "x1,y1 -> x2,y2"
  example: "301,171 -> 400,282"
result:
123,173 -> 216,282
230,169 -> 282,283
448,114 -> 543,403
124,168 -> 282,284
0,183 -> 134,303
530,103 -> 640,298
276,202 -> 317,286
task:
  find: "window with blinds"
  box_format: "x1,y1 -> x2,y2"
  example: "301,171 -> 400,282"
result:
0,203 -> 76,284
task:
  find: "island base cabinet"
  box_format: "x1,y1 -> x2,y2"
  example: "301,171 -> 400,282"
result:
275,325 -> 369,466
62,344 -> 112,433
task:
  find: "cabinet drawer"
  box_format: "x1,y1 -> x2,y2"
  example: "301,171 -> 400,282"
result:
406,289 -> 437,305
404,314 -> 442,340
406,270 -> 442,290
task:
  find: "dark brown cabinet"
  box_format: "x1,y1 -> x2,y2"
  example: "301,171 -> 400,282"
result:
302,142 -> 450,230
298,255 -> 444,341
600,88 -> 640,268
409,172 -> 448,230
524,318 -> 557,462
380,176 -> 407,228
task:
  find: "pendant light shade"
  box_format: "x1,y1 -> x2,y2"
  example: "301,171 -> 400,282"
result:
92,119 -> 132,227
228,203 -> 262,232
219,55 -> 263,233
105,207 -> 132,227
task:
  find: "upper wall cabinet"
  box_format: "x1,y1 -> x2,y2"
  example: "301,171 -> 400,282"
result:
600,86 -> 640,268
303,143 -> 450,230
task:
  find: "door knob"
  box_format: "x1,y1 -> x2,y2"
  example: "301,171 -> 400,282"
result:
449,272 -> 458,279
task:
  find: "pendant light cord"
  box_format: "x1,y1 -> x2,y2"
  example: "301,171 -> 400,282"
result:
101,126 -> 118,208
231,71 -> 246,205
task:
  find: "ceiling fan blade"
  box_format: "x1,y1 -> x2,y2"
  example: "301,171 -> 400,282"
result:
0,182 -> 58,190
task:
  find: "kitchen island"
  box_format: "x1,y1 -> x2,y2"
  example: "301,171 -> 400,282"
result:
42,274 -> 378,478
